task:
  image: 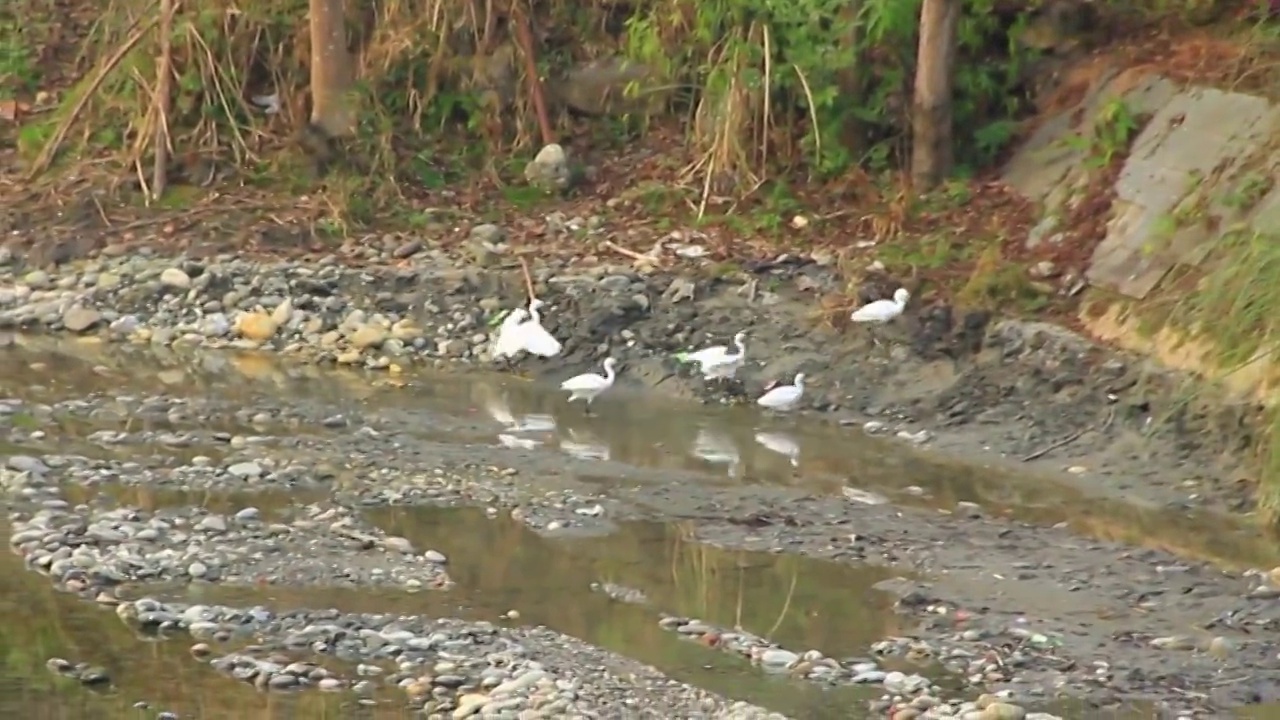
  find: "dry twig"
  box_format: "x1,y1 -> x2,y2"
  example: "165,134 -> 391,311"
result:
1021,407 -> 1116,462
518,257 -> 536,302
604,240 -> 662,266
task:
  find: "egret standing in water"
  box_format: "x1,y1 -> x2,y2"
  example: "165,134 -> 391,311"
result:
677,331 -> 748,381
850,288 -> 910,347
560,358 -> 618,415
757,373 -> 805,413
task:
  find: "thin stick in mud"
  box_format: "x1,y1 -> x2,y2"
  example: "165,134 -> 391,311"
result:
1021,407 -> 1116,462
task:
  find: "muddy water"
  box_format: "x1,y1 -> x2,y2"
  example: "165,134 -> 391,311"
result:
0,336 -> 1276,717
139,504 -> 903,717
15,335 -> 1266,570
0,536 -> 392,719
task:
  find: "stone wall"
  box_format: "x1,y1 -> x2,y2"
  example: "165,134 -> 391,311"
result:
1001,63 -> 1280,401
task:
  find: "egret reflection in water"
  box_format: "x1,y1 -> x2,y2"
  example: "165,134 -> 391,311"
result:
560,428 -> 611,462
692,427 -> 742,478
481,387 -> 558,434
755,431 -> 800,468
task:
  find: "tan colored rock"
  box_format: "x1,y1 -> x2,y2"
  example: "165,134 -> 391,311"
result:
979,702 -> 1026,720
390,320 -> 423,341
350,325 -> 387,350
234,311 -> 279,342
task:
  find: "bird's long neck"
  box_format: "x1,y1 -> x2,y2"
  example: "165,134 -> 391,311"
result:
603,364 -> 616,382
732,337 -> 746,356
528,305 -> 542,323
794,376 -> 805,390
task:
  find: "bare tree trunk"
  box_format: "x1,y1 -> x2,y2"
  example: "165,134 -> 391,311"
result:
151,0 -> 176,200
309,0 -> 355,138
910,0 -> 961,192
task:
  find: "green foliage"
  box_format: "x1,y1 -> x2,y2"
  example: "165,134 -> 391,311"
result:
25,0 -> 1051,223
1062,97 -> 1142,168
625,0 -> 1038,181
0,15 -> 38,99
1164,226 -> 1280,527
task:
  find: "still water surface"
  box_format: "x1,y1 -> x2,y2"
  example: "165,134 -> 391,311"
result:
0,337 -> 1271,717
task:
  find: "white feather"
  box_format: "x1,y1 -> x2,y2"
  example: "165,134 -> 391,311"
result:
520,299 -> 563,358
757,373 -> 805,412
682,331 -> 747,379
519,323 -> 563,357
491,308 -> 531,360
561,358 -> 619,405
850,288 -> 910,323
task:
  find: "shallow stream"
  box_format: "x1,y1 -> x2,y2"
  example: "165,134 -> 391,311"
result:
1,335 -> 1274,718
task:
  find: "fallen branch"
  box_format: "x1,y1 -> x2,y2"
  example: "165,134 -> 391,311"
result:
27,8 -> 159,179
604,240 -> 662,266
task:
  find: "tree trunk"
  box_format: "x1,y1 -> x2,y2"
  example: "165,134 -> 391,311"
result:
910,0 -> 961,192
309,0 -> 355,138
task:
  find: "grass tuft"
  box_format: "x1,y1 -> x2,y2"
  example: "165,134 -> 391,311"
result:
1161,226 -> 1280,525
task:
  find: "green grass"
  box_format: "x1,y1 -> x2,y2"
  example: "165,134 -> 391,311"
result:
0,17 -> 38,99
1164,227 -> 1280,524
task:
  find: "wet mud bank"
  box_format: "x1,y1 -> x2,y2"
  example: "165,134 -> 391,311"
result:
0,244 -> 1274,718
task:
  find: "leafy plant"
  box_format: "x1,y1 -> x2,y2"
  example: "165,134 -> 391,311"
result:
625,0 -> 1038,190
1063,98 -> 1143,169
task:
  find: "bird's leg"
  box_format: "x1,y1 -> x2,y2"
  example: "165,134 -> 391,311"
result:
584,401 -> 594,417
867,327 -> 883,349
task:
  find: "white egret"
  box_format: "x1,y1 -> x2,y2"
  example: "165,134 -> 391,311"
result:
518,298 -> 563,358
560,358 -> 618,415
850,288 -> 910,347
677,331 -> 747,380
490,308 -> 531,361
756,373 -> 805,412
